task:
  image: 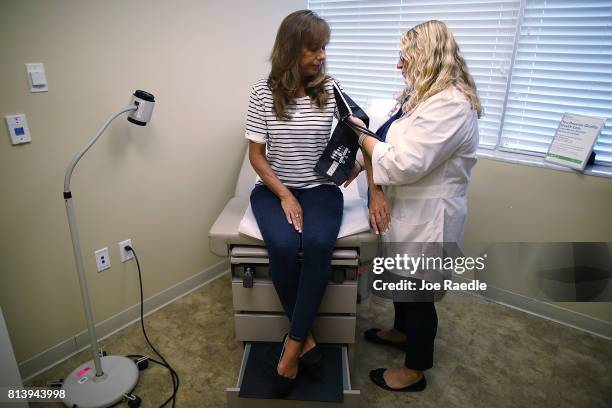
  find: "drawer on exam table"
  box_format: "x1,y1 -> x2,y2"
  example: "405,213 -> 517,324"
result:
231,278 -> 358,314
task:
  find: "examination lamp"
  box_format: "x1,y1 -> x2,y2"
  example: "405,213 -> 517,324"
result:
61,90 -> 155,408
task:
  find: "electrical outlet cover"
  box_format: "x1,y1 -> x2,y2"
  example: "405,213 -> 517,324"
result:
119,239 -> 134,262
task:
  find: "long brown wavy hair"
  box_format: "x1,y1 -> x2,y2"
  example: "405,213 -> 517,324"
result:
398,20 -> 482,118
268,10 -> 330,120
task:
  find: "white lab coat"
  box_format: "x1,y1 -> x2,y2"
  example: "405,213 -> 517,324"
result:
371,86 -> 479,280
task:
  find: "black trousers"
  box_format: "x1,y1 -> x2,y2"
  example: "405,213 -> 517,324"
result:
393,301 -> 438,371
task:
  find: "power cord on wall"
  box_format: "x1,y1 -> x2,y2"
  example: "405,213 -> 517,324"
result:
125,245 -> 180,408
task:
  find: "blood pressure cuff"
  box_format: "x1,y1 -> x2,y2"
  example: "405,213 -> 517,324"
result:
314,81 -> 371,185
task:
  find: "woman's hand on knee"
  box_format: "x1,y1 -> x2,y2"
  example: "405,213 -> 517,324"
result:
369,187 -> 390,235
280,193 -> 303,233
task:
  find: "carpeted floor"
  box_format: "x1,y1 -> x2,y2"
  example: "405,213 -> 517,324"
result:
28,271 -> 612,407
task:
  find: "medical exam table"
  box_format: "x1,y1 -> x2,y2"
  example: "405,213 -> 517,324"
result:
209,149 -> 376,407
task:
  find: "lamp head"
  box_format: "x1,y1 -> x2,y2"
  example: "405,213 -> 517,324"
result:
127,90 -> 155,126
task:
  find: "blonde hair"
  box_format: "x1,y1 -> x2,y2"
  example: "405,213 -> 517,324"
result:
397,20 -> 482,118
268,10 -> 330,120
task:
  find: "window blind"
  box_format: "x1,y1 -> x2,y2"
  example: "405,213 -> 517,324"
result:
499,0 -> 612,166
309,0 -> 522,148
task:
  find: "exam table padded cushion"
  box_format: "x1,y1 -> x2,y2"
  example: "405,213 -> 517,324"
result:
209,195 -> 376,257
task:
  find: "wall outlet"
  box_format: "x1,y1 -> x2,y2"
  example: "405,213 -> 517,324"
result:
94,248 -> 111,272
119,239 -> 134,262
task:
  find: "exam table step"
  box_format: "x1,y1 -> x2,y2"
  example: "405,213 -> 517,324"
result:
227,342 -> 361,407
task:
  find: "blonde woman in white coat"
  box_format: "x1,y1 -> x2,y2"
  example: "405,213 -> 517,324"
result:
348,20 -> 482,392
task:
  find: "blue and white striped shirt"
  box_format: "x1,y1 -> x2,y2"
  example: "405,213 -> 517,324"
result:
245,78 -> 339,189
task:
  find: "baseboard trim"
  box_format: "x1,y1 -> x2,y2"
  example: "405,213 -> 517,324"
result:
454,275 -> 612,341
20,259 -> 230,383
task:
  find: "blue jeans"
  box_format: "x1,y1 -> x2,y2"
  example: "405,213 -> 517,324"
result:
250,184 -> 343,342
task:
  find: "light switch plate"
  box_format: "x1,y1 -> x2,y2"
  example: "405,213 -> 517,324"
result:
25,63 -> 48,92
5,114 -> 31,145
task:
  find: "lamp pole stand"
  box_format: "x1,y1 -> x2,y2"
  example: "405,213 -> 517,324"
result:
61,106 -> 141,408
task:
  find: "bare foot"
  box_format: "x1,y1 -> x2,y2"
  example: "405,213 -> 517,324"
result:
277,337 -> 301,379
300,333 -> 316,357
383,366 -> 423,389
376,328 -> 407,343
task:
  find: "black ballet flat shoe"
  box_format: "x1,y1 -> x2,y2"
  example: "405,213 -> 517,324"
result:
299,340 -> 323,381
369,368 -> 427,392
272,373 -> 296,398
364,328 -> 408,351
272,334 -> 298,397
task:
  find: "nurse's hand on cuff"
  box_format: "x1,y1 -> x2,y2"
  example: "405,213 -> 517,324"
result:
369,186 -> 390,235
346,114 -> 367,129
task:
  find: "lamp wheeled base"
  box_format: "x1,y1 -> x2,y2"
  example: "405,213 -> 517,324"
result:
61,355 -> 139,408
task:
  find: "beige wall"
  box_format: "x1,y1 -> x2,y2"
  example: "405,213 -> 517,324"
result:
1,0 -> 610,365
465,159 -> 612,322
0,0 -> 306,363
465,159 -> 612,242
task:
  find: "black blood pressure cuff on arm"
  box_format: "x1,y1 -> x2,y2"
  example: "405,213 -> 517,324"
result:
314,81 -> 372,185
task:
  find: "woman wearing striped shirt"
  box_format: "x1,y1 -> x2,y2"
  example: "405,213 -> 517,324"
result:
245,10 -> 349,396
